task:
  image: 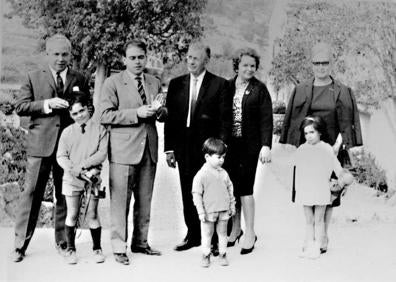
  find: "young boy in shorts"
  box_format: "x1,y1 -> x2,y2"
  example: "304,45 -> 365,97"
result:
192,138 -> 236,267
57,91 -> 108,264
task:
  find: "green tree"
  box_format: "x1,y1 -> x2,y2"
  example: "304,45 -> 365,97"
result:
7,0 -> 207,102
269,0 -> 396,109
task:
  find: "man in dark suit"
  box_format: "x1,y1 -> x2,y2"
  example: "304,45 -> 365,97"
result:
164,42 -> 228,251
13,34 -> 90,262
100,39 -> 167,265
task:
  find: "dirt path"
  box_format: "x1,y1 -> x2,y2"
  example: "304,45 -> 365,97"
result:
2,132 -> 396,281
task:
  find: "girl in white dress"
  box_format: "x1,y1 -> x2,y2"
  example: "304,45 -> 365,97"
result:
294,116 -> 344,259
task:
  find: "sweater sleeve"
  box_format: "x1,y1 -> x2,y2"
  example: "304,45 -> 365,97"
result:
192,171 -> 206,215
80,125 -> 109,169
56,128 -> 74,171
225,172 -> 236,211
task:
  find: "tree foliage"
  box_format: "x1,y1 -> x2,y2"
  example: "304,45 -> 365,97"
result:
269,0 -> 396,109
7,0 -> 207,73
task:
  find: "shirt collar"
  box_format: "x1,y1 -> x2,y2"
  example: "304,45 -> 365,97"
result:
190,70 -> 206,83
49,66 -> 68,78
203,162 -> 222,172
126,70 -> 144,82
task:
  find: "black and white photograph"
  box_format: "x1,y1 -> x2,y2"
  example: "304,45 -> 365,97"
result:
1,0 -> 396,281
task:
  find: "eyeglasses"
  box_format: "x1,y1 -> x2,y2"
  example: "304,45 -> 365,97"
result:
312,61 -> 330,66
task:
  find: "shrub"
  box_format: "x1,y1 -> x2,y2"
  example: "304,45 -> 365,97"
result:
273,100 -> 286,114
0,126 -> 27,187
350,149 -> 388,193
273,117 -> 284,136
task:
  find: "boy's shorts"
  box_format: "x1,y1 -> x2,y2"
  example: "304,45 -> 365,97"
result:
206,211 -> 230,222
62,183 -> 85,197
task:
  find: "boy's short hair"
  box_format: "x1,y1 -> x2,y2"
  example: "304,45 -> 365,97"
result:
300,115 -> 329,141
67,91 -> 91,111
202,138 -> 227,156
122,39 -> 147,56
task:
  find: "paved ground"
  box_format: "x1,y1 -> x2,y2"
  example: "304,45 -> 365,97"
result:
2,131 -> 396,282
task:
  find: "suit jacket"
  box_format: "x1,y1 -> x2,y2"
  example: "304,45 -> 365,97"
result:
164,71 -> 228,158
99,71 -> 162,165
279,78 -> 363,148
15,67 -> 89,157
225,76 -> 273,155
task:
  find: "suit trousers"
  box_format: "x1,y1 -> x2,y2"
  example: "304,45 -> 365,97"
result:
175,129 -> 203,242
109,143 -> 157,254
14,154 -> 66,251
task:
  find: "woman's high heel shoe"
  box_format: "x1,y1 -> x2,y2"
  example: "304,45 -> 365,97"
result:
227,230 -> 244,247
240,236 -> 257,255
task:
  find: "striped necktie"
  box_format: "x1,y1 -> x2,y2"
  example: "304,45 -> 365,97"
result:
135,76 -> 147,105
56,72 -> 64,97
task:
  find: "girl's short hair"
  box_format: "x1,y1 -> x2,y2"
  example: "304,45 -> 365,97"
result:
202,138 -> 227,156
232,47 -> 260,73
300,116 -> 329,140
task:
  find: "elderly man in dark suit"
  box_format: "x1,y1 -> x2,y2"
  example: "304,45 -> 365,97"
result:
13,34 -> 90,262
100,39 -> 167,265
164,41 -> 228,252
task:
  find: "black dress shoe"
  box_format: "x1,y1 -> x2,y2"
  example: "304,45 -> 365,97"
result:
56,242 -> 68,257
174,239 -> 200,251
240,236 -> 257,255
131,245 -> 161,256
114,253 -> 130,265
12,249 -> 25,263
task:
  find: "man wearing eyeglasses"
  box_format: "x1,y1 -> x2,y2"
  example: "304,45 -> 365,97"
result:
280,42 -> 362,254
100,39 -> 167,265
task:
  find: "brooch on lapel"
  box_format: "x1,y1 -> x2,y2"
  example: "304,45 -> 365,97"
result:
244,90 -> 250,96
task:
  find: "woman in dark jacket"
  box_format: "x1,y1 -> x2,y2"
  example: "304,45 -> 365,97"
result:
280,42 -> 363,253
224,47 -> 273,255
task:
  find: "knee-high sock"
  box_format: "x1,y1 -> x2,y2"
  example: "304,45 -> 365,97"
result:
90,227 -> 102,251
65,225 -> 76,251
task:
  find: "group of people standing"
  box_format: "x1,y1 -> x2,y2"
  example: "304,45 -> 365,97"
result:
11,33 -> 362,268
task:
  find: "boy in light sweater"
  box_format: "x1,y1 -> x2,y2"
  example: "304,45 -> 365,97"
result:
57,91 -> 108,264
192,138 -> 236,267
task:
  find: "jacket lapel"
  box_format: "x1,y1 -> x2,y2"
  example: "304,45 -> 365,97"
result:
44,67 -> 57,94
64,69 -> 76,94
242,77 -> 256,111
143,73 -> 155,104
193,71 -> 211,118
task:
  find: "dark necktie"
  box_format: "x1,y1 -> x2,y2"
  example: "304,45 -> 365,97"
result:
135,76 -> 147,105
80,123 -> 86,134
56,72 -> 64,97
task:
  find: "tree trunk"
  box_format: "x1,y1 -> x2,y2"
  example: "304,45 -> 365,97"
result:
92,64 -> 107,121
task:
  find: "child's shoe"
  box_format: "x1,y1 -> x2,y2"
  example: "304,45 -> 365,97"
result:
64,249 -> 78,264
93,249 -> 105,263
219,253 -> 229,266
201,254 -> 210,268
298,247 -> 307,258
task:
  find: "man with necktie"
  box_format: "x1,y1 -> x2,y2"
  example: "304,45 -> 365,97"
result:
12,34 -> 90,262
164,41 -> 228,252
100,39 -> 167,265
